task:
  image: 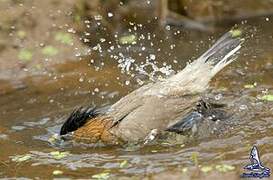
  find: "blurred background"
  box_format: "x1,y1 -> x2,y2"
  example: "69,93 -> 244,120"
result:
0,0 -> 273,179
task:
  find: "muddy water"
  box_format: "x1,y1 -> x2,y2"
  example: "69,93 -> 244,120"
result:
1,18 -> 273,179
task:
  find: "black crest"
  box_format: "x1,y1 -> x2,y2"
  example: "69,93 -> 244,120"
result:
60,107 -> 100,135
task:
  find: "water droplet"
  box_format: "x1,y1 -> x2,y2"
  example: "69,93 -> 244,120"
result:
215,94 -> 223,100
100,38 -> 106,42
150,54 -> 156,60
125,80 -> 130,85
239,104 -> 248,111
94,88 -> 99,92
107,12 -> 113,17
94,15 -> 102,21
67,28 -> 76,33
79,77 -> 84,82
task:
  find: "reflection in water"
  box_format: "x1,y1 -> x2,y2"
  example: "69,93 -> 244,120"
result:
0,18 -> 273,178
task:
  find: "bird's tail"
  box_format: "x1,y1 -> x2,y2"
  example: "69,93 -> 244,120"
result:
196,29 -> 244,77
167,29 -> 245,94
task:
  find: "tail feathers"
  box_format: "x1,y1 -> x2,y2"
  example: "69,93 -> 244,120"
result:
60,107 -> 100,135
198,29 -> 244,76
200,30 -> 243,64
165,29 -> 245,95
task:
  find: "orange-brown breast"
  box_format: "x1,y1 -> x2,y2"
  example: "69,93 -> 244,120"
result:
73,116 -> 120,145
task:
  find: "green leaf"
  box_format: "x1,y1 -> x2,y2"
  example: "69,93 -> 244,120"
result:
74,14 -> 81,22
191,152 -> 198,165
201,166 -> 213,173
50,151 -> 69,160
48,133 -> 58,144
11,154 -> 31,162
244,84 -> 255,89
17,30 -> 26,39
244,85 -> 254,89
244,82 -> 257,89
92,172 -> 110,180
35,64 -> 42,70
181,167 -> 188,173
52,170 -> 63,175
261,94 -> 273,101
119,160 -> 128,168
215,164 -> 235,172
119,34 -> 137,45
230,29 -> 242,38
55,32 -> 73,45
18,49 -> 33,62
42,46 -> 58,56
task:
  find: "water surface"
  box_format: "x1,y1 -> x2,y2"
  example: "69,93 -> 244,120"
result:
0,18 -> 273,179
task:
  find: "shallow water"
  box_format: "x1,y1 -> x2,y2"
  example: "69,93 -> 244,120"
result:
0,18 -> 273,179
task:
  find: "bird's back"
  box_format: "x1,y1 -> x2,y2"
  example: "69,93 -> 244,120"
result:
108,90 -> 199,141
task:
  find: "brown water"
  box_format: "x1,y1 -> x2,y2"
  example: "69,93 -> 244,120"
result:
0,18 -> 273,179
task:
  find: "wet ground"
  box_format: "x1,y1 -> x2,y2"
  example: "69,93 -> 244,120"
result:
0,16 -> 273,179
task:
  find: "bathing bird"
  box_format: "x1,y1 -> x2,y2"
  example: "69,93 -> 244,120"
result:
60,29 -> 244,145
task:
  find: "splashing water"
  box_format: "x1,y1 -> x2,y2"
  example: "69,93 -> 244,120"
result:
117,51 -> 175,83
